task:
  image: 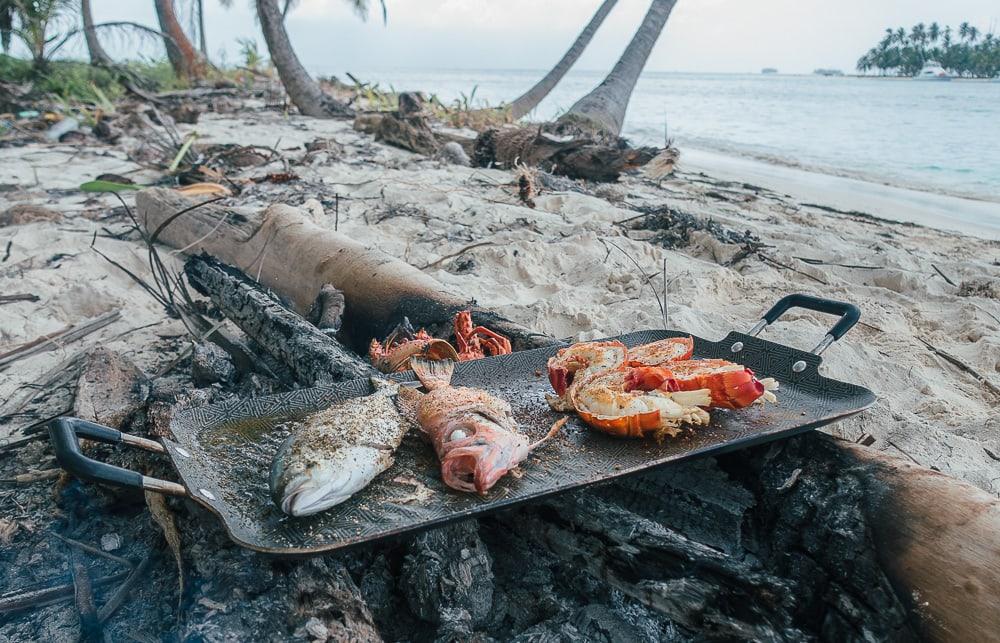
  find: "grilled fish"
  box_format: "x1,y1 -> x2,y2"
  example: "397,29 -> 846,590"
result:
269,378 -> 409,517
399,358 -> 566,495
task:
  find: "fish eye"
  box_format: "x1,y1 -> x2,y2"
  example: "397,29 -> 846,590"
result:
448,429 -> 468,441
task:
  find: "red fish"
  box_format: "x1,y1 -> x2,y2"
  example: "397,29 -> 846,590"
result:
399,358 -> 566,495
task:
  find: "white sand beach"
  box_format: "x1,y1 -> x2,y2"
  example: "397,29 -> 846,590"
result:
2,102 -> 999,496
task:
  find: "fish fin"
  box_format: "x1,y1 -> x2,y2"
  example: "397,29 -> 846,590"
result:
411,357 -> 455,391
370,377 -> 399,395
529,416 -> 569,451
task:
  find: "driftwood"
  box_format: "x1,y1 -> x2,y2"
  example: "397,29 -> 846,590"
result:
134,191 -> 1000,640
473,125 -> 659,182
135,188 -> 554,353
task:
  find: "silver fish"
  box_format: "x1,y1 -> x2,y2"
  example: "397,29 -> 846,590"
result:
269,378 -> 409,517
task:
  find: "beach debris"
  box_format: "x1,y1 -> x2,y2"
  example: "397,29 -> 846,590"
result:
958,277 -> 1000,300
269,378 -> 410,516
642,146 -> 680,180
473,125 -> 658,182
307,283 -> 346,335
80,179 -> 141,193
0,310 -> 120,373
44,117 -> 79,142
515,166 -> 537,208
438,141 -> 470,166
0,293 -> 40,305
253,171 -> 299,183
369,318 -> 459,373
169,102 -> 202,124
146,490 -> 184,608
72,348 -> 149,429
400,357 -> 566,495
0,203 -> 62,226
175,182 -> 232,197
100,533 -> 123,552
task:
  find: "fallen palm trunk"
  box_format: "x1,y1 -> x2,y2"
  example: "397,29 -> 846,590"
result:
135,188 -> 554,353
473,126 -> 659,182
134,190 -> 1000,640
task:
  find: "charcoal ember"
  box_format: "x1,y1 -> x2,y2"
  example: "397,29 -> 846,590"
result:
191,342 -> 236,385
401,520 -> 495,628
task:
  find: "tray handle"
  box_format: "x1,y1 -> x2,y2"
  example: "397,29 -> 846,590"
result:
48,417 -> 187,496
748,293 -> 861,355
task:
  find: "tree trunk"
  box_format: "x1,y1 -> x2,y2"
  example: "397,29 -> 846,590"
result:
153,0 -> 203,80
132,193 -> 1000,639
255,0 -> 353,118
134,188 -> 552,352
559,0 -> 677,137
196,0 -> 207,57
81,0 -> 111,66
508,0 -> 618,120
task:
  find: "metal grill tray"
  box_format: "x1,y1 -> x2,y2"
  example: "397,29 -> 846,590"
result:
161,329 -> 875,555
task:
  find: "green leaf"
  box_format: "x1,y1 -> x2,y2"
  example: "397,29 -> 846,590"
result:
79,180 -> 141,193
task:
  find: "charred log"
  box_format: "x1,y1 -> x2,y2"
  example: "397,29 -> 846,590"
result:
183,253 -> 377,386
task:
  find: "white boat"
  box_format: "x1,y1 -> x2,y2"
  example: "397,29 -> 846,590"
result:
915,62 -> 952,81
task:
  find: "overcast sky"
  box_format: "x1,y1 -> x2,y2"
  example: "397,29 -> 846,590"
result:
79,0 -> 1000,75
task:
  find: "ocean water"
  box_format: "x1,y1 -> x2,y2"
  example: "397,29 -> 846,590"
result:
337,69 -> 1000,202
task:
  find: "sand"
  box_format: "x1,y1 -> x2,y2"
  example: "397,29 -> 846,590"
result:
2,101 -> 999,495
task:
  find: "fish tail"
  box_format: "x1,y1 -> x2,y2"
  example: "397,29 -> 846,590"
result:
411,357 -> 455,391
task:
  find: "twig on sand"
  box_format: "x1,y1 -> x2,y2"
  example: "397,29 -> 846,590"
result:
918,337 -> 1000,399
2,240 -> 11,262
70,552 -> 103,643
1,468 -> 61,484
760,255 -> 829,285
931,264 -> 957,287
603,240 -> 666,324
98,549 -> 157,624
0,570 -> 130,615
0,293 -> 40,305
794,256 -> 885,270
0,310 -> 120,372
419,241 -> 497,270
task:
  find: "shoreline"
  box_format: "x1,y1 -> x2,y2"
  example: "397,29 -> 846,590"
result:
678,147 -> 1000,241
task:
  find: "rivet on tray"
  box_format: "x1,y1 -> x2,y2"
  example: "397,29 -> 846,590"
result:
730,341 -> 744,353
175,447 -> 191,458
792,360 -> 807,373
199,488 -> 216,501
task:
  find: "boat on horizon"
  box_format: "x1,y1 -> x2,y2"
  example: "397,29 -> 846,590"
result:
914,62 -> 952,81
813,68 -> 844,77
761,67 -> 778,75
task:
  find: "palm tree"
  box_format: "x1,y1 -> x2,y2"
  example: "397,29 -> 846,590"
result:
928,22 -> 940,44
557,0 -> 677,138
507,0 -> 619,120
80,0 -> 110,65
255,0 -> 353,117
154,0 -> 204,79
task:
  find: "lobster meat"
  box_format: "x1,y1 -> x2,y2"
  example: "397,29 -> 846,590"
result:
626,336 -> 694,367
659,359 -> 778,409
571,367 -> 710,438
545,340 -> 628,410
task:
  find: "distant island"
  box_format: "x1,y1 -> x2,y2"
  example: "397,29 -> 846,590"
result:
857,22 -> 1000,78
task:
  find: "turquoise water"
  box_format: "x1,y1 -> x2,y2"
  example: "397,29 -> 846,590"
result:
338,69 -> 1000,201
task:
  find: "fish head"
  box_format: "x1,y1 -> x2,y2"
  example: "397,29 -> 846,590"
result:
438,415 -> 530,495
270,439 -> 384,517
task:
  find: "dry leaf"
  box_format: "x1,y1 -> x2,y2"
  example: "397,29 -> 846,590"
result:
145,490 -> 184,606
175,182 -> 232,197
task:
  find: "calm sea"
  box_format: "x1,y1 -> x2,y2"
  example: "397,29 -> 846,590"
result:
337,69 -> 1000,202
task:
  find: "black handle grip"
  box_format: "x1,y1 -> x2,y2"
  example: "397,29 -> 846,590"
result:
47,418 -> 186,495
49,418 -> 143,490
761,294 -> 860,341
